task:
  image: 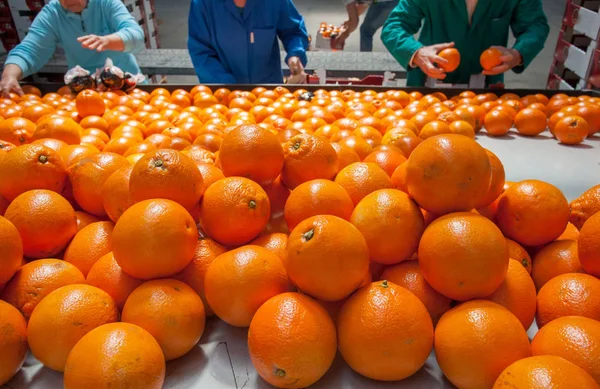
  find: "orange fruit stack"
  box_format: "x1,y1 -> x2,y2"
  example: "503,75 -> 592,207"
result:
0,85 -> 600,388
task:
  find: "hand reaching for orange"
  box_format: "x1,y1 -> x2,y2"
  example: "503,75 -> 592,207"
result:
412,42 -> 456,80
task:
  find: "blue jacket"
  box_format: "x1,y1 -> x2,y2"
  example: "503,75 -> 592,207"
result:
188,0 -> 308,84
5,0 -> 145,77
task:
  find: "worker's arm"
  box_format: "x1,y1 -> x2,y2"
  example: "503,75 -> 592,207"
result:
510,0 -> 550,73
104,0 -> 146,52
277,0 -> 309,67
381,0 -> 425,69
2,5 -> 57,82
187,0 -> 236,83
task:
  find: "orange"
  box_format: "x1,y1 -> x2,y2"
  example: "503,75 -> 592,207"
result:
435,300 -> 531,389
381,260 -> 452,325
250,232 -> 288,264
21,104 -> 54,123
506,238 -> 532,274
570,184 -> 600,230
79,115 -> 109,132
112,199 -> 197,280
493,355 -> 599,389
334,162 -> 393,205
351,189 -> 424,265
64,322 -> 165,389
0,143 -> 68,202
337,135 -> 373,160
103,137 -> 139,155
182,145 -> 216,164
496,180 -> 570,246
196,162 -> 225,192
448,120 -> 476,138
27,284 -> 119,372
406,134 -> 491,214
486,259 -> 536,330
248,292 -> 336,389
219,124 -> 284,185
338,280 -> 433,381
69,152 -> 130,217
532,316 -> 600,384
0,117 -> 36,145
480,47 -> 503,70
284,179 -> 354,231
281,134 -> 339,189
0,300 -> 27,386
514,107 -> 548,136
579,211 -> 600,277
204,245 -> 289,327
86,252 -> 143,310
199,177 -> 270,246
4,189 -> 77,258
129,149 -> 204,211
419,120 -> 450,139
0,216 -> 23,285
32,137 -> 68,152
554,115 -> 589,144
474,150 -> 506,210
260,175 -> 289,217
390,161 -> 408,192
536,273 -> 600,327
438,48 -> 460,72
173,232 -> 227,316
102,165 -> 134,223
559,222 -> 580,240
330,142 -> 360,171
193,133 -> 222,152
76,89 -> 106,118
122,279 -> 205,361
532,239 -> 583,290
287,215 -> 369,301
33,116 -> 82,144
63,221 -> 114,277
575,103 -> 600,135
1,259 -> 85,320
75,211 -> 99,231
58,144 -> 99,168
418,212 -> 509,301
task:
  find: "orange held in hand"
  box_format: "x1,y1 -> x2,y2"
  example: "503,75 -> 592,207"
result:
438,48 -> 461,72
480,47 -> 503,71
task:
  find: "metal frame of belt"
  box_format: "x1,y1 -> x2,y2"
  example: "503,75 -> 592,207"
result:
425,74 -> 486,89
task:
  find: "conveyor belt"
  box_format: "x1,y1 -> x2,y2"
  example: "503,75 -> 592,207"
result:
0,49 -> 406,78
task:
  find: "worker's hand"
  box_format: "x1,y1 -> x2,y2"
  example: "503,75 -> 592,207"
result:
589,74 -> 600,89
78,35 -> 110,52
0,72 -> 23,98
412,42 -> 455,80
481,46 -> 523,76
287,56 -> 307,84
78,34 -> 124,52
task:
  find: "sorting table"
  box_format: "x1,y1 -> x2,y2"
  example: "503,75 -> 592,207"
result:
3,132 -> 599,389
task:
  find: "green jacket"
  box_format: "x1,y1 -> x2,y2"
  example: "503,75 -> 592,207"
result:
381,0 -> 549,86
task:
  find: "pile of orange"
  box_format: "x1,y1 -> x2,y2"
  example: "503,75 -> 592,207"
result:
0,84 -> 599,389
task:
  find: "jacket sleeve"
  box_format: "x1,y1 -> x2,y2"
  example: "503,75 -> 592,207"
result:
187,0 -> 236,83
106,0 -> 146,53
277,0 -> 308,66
4,7 -> 57,77
380,0 -> 424,69
510,0 -> 550,74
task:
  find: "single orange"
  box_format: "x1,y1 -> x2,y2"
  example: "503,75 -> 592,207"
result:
480,47 -> 503,70
438,48 -> 461,72
0,300 -> 27,386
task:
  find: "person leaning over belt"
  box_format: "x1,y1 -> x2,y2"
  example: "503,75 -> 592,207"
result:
187,0 -> 309,84
380,0 -> 550,87
336,0 -> 399,52
0,0 -> 146,97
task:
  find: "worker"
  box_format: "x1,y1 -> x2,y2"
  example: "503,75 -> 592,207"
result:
0,0 -> 145,97
381,0 -> 549,87
188,0 -> 309,84
336,0 -> 399,52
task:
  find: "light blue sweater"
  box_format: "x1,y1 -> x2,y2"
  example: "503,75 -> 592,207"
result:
5,0 -> 145,77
